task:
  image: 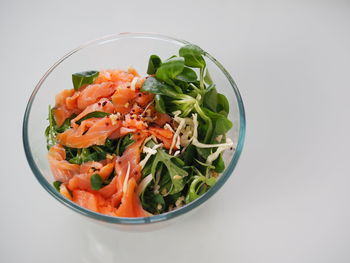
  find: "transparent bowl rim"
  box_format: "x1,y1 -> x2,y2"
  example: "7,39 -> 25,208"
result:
22,32 -> 246,225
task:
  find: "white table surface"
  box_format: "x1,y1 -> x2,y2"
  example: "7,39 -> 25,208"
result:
1,0 -> 350,262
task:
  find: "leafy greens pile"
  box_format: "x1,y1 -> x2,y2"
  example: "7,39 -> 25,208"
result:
139,45 -> 233,213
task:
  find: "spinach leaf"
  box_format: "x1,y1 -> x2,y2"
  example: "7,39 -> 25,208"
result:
90,173 -> 103,190
75,111 -> 111,125
213,154 -> 225,173
204,68 -> 213,85
179,45 -> 206,69
155,94 -> 166,114
175,67 -> 197,82
147,55 -> 162,75
155,57 -> 185,81
194,104 -> 213,143
195,108 -> 232,160
179,44 -> 207,90
142,77 -> 179,98
217,93 -> 229,116
53,181 -> 62,191
202,108 -> 232,141
72,70 -> 99,91
203,85 -> 218,112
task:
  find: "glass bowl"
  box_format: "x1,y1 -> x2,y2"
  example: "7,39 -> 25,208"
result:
23,32 -> 246,226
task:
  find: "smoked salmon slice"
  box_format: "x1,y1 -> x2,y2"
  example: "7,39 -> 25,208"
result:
48,144 -> 80,183
57,117 -> 121,148
70,98 -> 114,128
77,82 -> 116,110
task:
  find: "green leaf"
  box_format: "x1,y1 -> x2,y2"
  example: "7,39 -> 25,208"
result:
204,69 -> 213,85
185,176 -> 205,203
145,140 -> 188,195
179,44 -> 206,69
203,108 -> 232,141
142,77 -> 179,98
147,55 -> 162,75
203,85 -> 218,112
155,57 -> 185,81
213,153 -> 225,173
194,105 -> 213,143
217,93 -> 229,116
185,175 -> 217,203
175,67 -> 198,82
75,111 -> 111,125
53,181 -> 62,191
141,185 -> 165,214
155,94 -> 166,114
196,108 -> 232,161
72,70 -> 99,91
90,173 -> 103,190
182,144 -> 197,166
45,105 -> 58,149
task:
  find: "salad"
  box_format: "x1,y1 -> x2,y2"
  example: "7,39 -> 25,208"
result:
46,45 -> 234,217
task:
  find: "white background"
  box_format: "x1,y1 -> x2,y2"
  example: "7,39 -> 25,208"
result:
1,0 -> 350,262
